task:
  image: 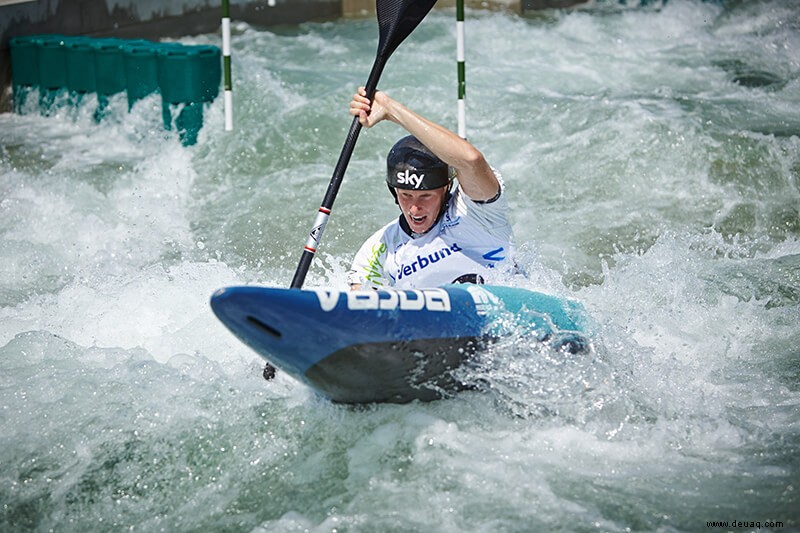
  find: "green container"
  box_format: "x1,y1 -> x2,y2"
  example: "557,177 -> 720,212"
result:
36,35 -> 68,90
9,36 -> 40,86
65,36 -> 96,93
122,40 -> 159,108
157,43 -> 221,104
93,38 -> 126,95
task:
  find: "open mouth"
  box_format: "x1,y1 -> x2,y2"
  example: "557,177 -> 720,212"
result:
410,215 -> 426,224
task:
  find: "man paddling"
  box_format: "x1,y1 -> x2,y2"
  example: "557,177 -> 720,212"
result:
347,87 -> 514,289
263,89 -> 514,380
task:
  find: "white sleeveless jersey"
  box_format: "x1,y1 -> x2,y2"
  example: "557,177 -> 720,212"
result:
347,172 -> 513,289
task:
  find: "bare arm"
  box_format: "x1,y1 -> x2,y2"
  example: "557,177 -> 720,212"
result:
350,87 -> 500,201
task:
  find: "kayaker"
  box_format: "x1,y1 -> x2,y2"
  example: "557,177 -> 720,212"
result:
347,87 -> 514,289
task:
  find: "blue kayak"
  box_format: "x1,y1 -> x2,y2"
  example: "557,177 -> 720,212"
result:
210,284 -> 589,404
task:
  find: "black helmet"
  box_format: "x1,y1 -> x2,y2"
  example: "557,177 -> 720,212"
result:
386,135 -> 450,191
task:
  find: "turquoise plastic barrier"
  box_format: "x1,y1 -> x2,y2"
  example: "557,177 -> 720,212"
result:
65,37 -> 96,93
8,35 -> 39,111
93,39 -> 126,96
8,36 -> 39,86
157,43 -> 221,104
8,35 -> 221,145
121,40 -> 160,109
35,35 -> 68,90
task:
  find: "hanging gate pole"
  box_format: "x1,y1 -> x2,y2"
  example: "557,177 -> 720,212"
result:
456,0 -> 466,139
222,0 -> 233,131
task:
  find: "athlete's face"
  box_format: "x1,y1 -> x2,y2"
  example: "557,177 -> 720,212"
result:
396,186 -> 448,234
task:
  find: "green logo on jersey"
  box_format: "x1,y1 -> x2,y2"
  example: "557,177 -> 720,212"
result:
365,242 -> 387,286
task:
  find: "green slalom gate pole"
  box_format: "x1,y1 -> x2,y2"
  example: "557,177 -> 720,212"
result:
456,0 -> 466,138
222,0 -> 233,131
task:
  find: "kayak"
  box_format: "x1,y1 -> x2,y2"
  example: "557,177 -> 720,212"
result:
210,284 -> 589,404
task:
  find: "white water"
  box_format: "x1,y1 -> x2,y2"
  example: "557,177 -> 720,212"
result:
1,1 -> 799,531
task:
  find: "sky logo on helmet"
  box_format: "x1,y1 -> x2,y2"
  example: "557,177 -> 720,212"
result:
396,169 -> 424,189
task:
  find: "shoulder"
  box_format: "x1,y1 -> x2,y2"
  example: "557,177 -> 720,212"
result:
354,217 -> 405,257
368,217 -> 405,244
454,168 -> 508,211
449,168 -> 512,238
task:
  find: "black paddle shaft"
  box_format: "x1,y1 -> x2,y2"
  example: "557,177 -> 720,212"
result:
290,0 -> 437,289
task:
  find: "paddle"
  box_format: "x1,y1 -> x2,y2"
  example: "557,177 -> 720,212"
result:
290,0 -> 438,289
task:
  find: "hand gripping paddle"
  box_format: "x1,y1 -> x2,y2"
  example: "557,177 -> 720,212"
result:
290,0 -> 438,289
